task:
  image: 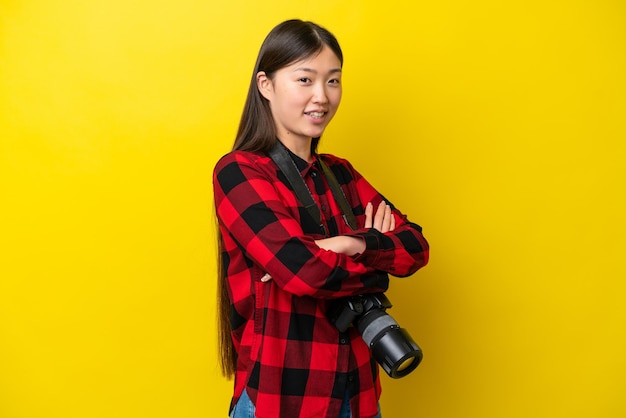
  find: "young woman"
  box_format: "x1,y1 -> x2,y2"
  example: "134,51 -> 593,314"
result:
213,19 -> 429,418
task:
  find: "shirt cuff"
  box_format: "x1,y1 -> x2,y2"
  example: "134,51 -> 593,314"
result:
349,229 -> 394,271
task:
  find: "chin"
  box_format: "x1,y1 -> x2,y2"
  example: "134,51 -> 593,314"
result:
307,127 -> 328,138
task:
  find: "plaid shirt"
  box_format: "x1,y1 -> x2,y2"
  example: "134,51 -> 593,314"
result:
213,148 -> 429,418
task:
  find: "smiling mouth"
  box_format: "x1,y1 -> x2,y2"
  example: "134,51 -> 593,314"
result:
305,111 -> 325,119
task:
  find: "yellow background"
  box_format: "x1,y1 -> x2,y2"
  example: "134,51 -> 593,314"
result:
1,0 -> 625,417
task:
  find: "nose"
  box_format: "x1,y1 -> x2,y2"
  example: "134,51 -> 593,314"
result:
312,83 -> 329,104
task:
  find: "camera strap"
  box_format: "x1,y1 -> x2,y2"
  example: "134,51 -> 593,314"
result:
268,142 -> 358,234
319,157 -> 358,231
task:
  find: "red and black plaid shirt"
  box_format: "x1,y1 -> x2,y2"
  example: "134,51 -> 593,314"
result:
213,148 -> 429,418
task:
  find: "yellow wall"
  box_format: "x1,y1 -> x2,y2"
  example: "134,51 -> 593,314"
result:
1,1 -> 624,417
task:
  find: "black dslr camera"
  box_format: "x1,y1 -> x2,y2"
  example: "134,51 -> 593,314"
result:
328,293 -> 422,378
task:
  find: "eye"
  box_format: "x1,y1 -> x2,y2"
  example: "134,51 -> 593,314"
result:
328,78 -> 341,85
298,77 -> 312,84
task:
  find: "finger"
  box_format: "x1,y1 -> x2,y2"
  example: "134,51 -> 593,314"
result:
381,204 -> 392,232
390,211 -> 396,231
373,201 -> 386,230
261,273 -> 273,282
364,202 -> 373,228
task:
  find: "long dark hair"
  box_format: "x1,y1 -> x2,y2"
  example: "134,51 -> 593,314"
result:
217,19 -> 343,378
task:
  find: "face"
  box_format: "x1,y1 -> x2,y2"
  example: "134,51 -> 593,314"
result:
257,45 -> 342,152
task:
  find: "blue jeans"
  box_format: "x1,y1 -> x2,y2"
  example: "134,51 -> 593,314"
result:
229,389 -> 255,418
230,389 -> 382,418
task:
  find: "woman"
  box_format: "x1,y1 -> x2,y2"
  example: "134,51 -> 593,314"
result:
213,19 -> 429,418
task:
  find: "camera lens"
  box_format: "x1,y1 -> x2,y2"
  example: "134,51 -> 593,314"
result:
396,357 -> 417,373
356,309 -> 422,378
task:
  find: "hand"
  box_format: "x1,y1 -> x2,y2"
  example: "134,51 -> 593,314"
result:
315,236 -> 365,256
365,201 -> 395,232
261,273 -> 272,282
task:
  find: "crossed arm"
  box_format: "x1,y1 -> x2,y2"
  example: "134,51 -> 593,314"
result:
261,201 -> 394,282
315,201 -> 395,255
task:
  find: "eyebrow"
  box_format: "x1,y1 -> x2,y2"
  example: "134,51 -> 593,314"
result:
293,67 -> 342,75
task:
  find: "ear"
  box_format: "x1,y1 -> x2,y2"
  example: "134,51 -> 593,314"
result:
256,71 -> 273,101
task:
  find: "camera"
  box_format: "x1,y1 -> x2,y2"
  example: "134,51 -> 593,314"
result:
328,293 -> 423,378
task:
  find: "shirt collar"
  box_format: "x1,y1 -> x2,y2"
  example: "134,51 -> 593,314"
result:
281,144 -> 318,176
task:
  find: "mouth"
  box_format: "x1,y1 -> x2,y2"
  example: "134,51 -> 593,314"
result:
305,111 -> 326,119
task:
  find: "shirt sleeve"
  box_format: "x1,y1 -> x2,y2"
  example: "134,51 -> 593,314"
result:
328,157 -> 430,277
213,152 -> 388,299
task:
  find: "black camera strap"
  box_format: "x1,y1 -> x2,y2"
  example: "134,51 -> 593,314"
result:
268,142 -> 358,234
319,158 -> 358,231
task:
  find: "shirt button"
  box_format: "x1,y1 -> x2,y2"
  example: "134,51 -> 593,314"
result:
321,205 -> 327,211
310,171 -> 317,177
340,338 -> 347,344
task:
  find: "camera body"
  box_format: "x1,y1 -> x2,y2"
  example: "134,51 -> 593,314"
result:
328,293 -> 422,378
